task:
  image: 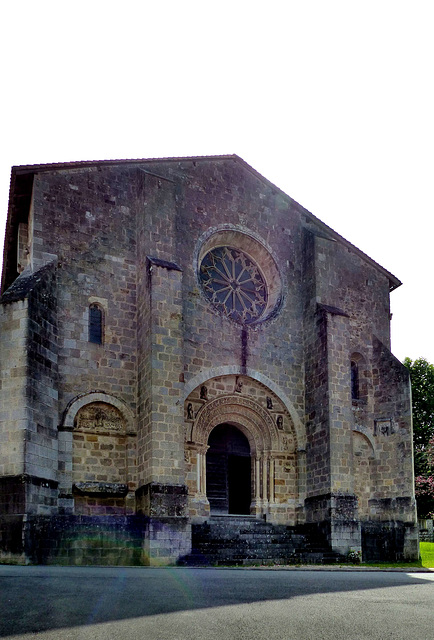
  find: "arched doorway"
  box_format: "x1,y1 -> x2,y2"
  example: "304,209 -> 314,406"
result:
206,424 -> 251,515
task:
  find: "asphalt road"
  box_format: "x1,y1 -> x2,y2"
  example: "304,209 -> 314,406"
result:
1,565 -> 434,640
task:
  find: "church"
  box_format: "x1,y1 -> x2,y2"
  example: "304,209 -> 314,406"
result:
0,155 -> 418,565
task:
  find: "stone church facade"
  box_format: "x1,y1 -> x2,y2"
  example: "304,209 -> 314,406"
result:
0,155 -> 418,565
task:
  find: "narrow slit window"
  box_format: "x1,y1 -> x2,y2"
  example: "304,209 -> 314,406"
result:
89,304 -> 103,344
351,360 -> 359,400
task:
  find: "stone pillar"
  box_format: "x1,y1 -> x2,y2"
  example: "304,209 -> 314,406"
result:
326,311 -> 361,555
0,264 -> 59,564
0,298 -> 28,564
201,451 -> 207,495
255,457 -> 261,502
304,293 -> 361,556
0,298 -> 28,480
269,457 -> 275,503
262,456 -> 268,508
136,256 -> 190,564
187,444 -> 209,522
297,448 -> 307,507
252,455 -> 263,515
194,449 -> 207,496
252,453 -> 277,517
197,452 -> 202,494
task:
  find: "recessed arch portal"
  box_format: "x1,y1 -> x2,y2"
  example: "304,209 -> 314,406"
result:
190,394 -> 280,453
184,379 -> 300,523
207,424 -> 251,515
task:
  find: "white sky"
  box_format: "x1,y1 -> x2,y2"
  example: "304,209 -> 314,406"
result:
1,0 -> 433,363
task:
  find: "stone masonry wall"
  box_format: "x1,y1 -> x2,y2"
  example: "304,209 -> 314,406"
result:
147,159 -> 307,436
136,171 -> 185,492
303,303 -> 331,499
25,263 -> 59,496
313,234 -> 391,349
71,402 -> 137,515
0,296 -> 28,477
371,337 -> 414,504
0,156 -> 419,563
140,259 -> 185,487
30,168 -> 139,424
308,229 -> 416,557
325,311 -> 354,496
0,262 -> 59,514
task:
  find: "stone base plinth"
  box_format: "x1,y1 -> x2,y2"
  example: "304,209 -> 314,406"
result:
304,493 -> 361,556
0,514 -> 191,566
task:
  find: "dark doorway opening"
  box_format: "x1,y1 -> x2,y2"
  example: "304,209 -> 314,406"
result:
206,424 -> 251,515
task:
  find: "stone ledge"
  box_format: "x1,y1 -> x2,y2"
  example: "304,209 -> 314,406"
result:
0,474 -> 58,490
0,262 -> 57,304
136,483 -> 188,497
147,256 -> 182,272
73,482 -> 129,497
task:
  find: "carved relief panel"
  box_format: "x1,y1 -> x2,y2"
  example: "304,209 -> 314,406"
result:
72,401 -> 134,515
74,402 -> 125,434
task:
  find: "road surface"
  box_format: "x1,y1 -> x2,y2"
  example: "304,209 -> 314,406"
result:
1,565 -> 433,639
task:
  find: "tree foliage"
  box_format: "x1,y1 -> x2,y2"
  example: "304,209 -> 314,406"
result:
404,357 -> 434,516
404,357 -> 434,475
414,476 -> 434,519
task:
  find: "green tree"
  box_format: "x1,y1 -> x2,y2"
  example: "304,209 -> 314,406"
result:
404,358 -> 434,516
404,357 -> 434,476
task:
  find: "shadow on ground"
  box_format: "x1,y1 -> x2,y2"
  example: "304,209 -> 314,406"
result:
0,565 -> 431,638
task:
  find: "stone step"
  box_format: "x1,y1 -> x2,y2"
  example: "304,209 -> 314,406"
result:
178,517 -> 345,566
180,550 -> 344,566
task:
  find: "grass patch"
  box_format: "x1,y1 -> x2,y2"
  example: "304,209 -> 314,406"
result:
358,542 -> 434,569
359,561 -> 423,568
420,542 -> 434,568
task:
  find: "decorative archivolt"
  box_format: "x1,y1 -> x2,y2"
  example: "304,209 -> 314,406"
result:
183,366 -> 305,448
61,391 -> 135,434
188,394 -> 294,455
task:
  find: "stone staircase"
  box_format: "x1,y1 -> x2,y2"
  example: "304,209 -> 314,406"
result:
179,515 -> 345,566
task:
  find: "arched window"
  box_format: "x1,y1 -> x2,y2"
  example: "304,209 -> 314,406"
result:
89,304 -> 103,344
350,352 -> 368,403
351,360 -> 359,400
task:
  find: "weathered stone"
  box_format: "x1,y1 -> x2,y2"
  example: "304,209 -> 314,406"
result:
73,482 -> 129,496
0,155 -> 418,565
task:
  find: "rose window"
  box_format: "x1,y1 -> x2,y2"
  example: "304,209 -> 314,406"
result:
199,246 -> 268,324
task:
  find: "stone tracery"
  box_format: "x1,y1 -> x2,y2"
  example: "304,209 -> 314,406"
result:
199,246 -> 268,324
